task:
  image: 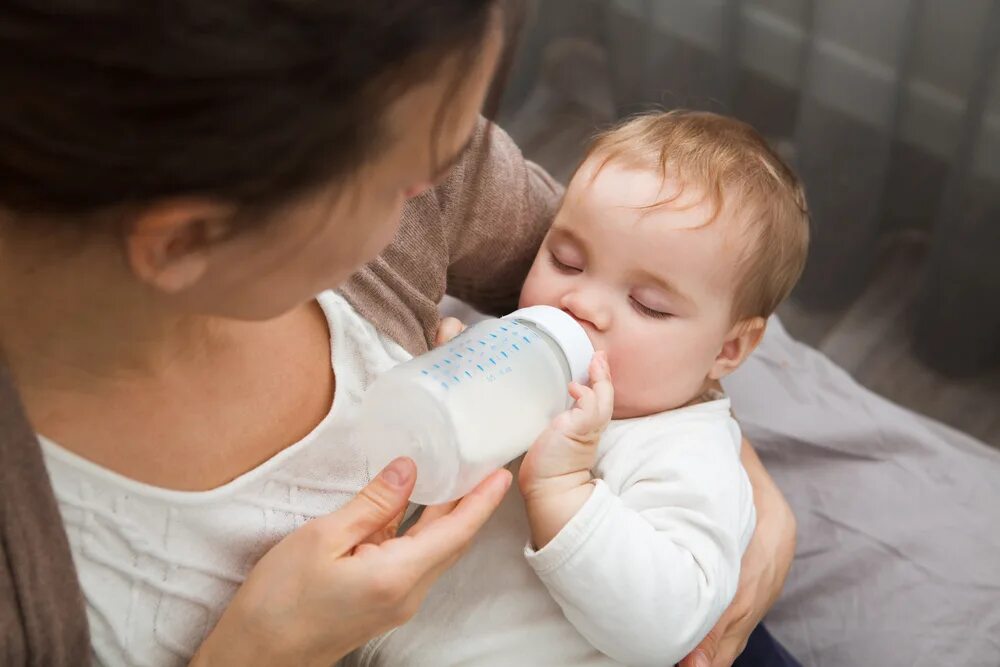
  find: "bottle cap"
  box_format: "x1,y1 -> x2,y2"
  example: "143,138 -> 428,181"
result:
504,305 -> 595,385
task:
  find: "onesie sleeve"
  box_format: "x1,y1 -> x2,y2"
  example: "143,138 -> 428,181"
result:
524,415 -> 756,667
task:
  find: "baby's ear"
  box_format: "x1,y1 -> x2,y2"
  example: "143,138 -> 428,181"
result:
708,317 -> 767,380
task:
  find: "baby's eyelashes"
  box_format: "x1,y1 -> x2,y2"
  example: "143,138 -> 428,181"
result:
548,252 -> 582,273
629,297 -> 673,319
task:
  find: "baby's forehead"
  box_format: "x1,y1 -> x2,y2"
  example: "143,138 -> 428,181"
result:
567,156 -> 742,235
562,156 -> 753,289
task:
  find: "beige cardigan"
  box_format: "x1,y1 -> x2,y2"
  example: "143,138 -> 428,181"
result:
0,119 -> 563,664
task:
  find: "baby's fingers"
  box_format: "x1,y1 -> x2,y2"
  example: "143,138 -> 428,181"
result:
589,352 -> 615,422
589,351 -> 612,384
435,317 -> 466,347
568,381 -> 589,403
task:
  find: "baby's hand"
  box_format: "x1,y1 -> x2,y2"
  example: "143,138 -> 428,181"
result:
519,353 -> 613,547
435,317 -> 466,347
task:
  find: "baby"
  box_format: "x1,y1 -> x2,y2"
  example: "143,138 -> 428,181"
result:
361,109 -> 810,667
512,109 -> 810,665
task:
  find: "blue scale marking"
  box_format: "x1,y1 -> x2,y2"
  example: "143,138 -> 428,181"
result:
512,343 -> 520,351
421,370 -> 429,375
465,371 -> 472,378
489,358 -> 496,365
501,351 -> 508,359
477,364 -> 485,371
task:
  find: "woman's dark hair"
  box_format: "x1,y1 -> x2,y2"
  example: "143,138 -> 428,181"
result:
0,0 -> 501,219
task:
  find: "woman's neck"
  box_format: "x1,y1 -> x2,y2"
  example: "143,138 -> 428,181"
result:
0,243 -> 238,394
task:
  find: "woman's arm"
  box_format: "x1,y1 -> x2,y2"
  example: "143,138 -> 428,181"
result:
680,438 -> 797,667
190,458 -> 511,667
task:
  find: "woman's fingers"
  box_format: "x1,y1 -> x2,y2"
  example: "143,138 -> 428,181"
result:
397,468 -> 511,568
678,608 -> 754,667
310,457 -> 417,555
357,507 -> 407,548
405,500 -> 459,538
680,530 -> 767,666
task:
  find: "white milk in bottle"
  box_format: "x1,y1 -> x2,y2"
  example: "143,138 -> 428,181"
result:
357,306 -> 593,504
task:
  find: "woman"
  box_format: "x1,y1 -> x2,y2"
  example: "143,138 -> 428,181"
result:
0,1 -> 793,665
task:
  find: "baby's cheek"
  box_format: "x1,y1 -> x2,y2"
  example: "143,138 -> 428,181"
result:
609,344 -> 704,415
518,266 -> 555,309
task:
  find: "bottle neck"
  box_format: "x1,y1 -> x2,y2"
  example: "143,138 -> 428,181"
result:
514,319 -> 573,384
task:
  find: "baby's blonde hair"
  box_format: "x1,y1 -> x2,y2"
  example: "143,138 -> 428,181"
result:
584,110 -> 810,321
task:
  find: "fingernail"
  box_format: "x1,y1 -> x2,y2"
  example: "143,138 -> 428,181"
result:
380,457 -> 413,487
693,650 -> 710,667
500,469 -> 513,491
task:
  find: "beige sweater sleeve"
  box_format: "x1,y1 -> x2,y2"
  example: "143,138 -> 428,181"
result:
341,119 -> 563,356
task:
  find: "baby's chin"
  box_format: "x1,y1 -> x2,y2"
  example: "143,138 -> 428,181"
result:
611,392 -> 691,419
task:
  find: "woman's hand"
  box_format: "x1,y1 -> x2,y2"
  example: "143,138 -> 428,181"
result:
680,438 -> 797,667
191,457 -> 512,667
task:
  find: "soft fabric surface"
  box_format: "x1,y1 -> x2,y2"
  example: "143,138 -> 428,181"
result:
441,297 -> 1000,667
724,316 -> 1000,666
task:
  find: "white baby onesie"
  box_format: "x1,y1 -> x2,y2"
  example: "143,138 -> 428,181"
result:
354,398 -> 756,667
525,398 -> 756,665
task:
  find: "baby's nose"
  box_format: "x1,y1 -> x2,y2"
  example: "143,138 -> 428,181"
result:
561,291 -> 609,332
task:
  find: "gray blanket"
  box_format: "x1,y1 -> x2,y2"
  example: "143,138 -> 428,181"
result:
724,317 -> 1000,666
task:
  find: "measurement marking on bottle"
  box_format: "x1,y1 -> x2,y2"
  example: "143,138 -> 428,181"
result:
523,336 -> 531,343
433,363 -> 441,369
455,353 -> 463,358
440,382 -> 449,390
512,343 -> 520,351
465,371 -> 472,378
421,370 -> 429,375
489,358 -> 496,365
501,351 -> 508,359
453,376 -> 460,383
477,364 -> 485,372
500,326 -> 509,332
467,347 -> 475,353
444,359 -> 452,365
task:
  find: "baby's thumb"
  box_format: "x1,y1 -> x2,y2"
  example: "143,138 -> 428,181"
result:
315,457 -> 417,553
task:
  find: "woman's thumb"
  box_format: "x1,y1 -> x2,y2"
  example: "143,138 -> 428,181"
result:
680,632 -> 720,667
316,457 -> 417,552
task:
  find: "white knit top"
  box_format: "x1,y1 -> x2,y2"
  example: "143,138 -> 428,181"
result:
40,291 -> 411,667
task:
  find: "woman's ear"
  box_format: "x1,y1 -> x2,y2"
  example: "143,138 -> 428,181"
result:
709,317 -> 767,380
126,199 -> 234,293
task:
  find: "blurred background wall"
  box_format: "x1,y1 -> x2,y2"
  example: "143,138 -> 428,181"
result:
493,0 -> 1000,445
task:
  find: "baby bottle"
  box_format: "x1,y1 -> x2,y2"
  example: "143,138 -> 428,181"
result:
357,306 -> 594,505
